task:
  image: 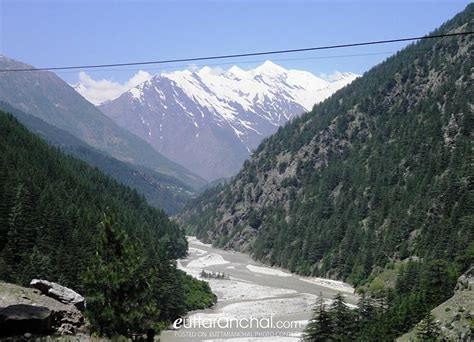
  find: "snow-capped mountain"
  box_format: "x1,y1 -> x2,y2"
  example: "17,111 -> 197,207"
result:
98,61 -> 358,180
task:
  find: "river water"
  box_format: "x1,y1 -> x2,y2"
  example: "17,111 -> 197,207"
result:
160,237 -> 358,342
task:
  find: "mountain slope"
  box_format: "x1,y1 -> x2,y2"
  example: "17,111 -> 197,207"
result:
0,56 -> 205,189
0,109 -> 187,285
0,101 -> 193,214
178,5 -> 473,284
98,62 -> 357,180
0,110 -> 215,334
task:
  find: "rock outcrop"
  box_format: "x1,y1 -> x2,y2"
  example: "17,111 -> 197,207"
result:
0,281 -> 88,337
455,266 -> 474,291
0,304 -> 52,336
30,279 -> 85,310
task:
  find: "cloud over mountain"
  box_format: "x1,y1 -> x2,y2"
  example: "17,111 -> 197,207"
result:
73,70 -> 152,105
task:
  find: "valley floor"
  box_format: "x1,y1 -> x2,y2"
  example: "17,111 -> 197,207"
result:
160,237 -> 358,342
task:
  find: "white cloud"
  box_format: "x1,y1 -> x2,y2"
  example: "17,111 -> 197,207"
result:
73,70 -> 152,105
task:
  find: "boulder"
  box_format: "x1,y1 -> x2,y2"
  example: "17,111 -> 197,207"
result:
455,267 -> 474,291
0,281 -> 89,337
30,279 -> 85,310
0,304 -> 52,336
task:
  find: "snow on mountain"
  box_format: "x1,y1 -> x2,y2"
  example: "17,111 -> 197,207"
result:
98,61 -> 359,180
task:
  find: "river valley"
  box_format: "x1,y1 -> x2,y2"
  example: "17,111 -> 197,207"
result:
160,237 -> 358,341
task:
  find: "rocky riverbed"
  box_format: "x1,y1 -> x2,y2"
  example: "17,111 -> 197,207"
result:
160,237 -> 358,342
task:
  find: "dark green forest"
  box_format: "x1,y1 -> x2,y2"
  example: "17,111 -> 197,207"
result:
303,259 -> 462,340
0,111 -> 215,335
179,4 -> 473,338
0,101 -> 193,214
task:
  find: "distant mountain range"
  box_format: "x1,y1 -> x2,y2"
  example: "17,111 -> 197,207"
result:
96,62 -> 358,180
0,55 -> 205,190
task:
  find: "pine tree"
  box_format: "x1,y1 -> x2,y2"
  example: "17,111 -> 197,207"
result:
82,213 -> 159,337
303,294 -> 334,341
330,293 -> 354,341
357,293 -> 377,323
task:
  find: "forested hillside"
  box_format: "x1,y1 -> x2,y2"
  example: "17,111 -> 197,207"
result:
179,4 -> 473,290
0,101 -> 193,214
179,6 -> 473,338
0,111 -> 215,335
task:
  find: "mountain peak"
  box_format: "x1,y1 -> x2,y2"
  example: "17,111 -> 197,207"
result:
327,71 -> 360,82
228,65 -> 246,76
99,60 -> 358,180
254,60 -> 287,75
198,66 -> 213,74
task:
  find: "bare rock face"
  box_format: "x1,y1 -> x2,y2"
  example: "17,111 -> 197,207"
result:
455,266 -> 474,291
0,281 -> 88,337
30,279 -> 85,310
0,304 -> 52,336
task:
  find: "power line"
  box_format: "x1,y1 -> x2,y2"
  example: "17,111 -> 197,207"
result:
52,51 -> 402,75
50,47 -> 438,75
1,31 -> 472,73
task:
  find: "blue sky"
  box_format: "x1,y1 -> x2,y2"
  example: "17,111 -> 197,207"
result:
0,0 -> 470,85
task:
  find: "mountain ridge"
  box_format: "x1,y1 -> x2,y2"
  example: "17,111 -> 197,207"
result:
98,62 -> 358,180
0,55 -> 206,189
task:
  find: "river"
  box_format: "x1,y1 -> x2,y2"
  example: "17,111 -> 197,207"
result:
160,237 -> 358,342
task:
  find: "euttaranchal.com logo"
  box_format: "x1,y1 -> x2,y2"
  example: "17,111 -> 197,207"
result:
173,315 -> 305,330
